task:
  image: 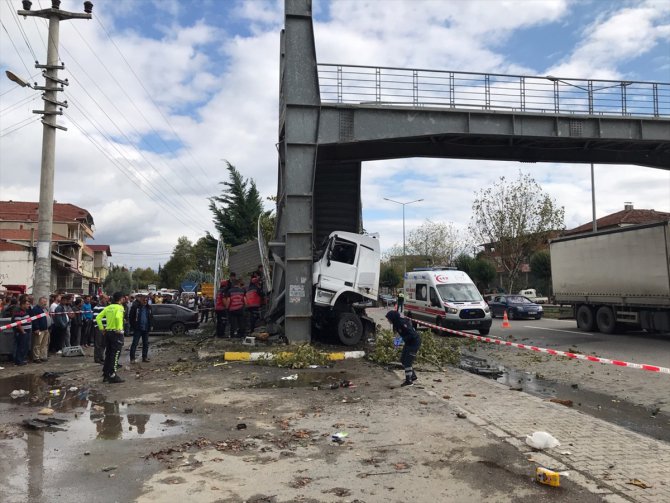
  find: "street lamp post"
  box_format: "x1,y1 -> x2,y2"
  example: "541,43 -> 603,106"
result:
9,1 -> 92,301
383,197 -> 423,278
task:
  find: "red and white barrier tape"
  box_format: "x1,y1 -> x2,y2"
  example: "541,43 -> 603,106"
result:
0,311 -> 48,331
413,319 -> 670,375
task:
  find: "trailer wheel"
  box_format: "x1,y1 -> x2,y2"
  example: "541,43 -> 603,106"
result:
596,306 -> 617,334
337,313 -> 363,346
576,305 -> 595,331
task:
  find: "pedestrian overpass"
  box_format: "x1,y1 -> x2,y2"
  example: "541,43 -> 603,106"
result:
272,0 -> 670,342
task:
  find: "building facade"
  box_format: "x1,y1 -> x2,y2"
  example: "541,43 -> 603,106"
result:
0,201 -> 111,295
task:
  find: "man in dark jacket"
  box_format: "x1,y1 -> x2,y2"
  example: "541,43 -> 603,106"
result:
12,295 -> 32,366
129,294 -> 153,363
386,310 -> 421,386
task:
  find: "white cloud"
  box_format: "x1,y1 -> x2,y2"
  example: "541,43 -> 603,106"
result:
1,0 -> 668,272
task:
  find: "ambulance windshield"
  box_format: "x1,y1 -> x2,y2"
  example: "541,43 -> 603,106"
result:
436,283 -> 483,302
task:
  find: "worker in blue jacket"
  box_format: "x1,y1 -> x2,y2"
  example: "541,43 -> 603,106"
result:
386,310 -> 421,386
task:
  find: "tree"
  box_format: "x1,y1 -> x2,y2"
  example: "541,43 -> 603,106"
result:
530,250 -> 552,295
183,270 -> 214,283
405,220 -> 472,267
454,253 -> 475,275
192,235 -> 218,274
132,267 -> 160,289
160,237 -> 196,288
104,265 -> 131,294
380,264 -> 401,289
209,162 -> 266,247
469,171 -> 564,292
470,258 -> 497,291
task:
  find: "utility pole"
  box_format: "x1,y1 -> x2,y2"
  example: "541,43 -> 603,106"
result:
17,0 -> 93,301
383,197 -> 423,279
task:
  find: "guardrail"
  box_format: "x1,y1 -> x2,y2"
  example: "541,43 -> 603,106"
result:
318,64 -> 670,118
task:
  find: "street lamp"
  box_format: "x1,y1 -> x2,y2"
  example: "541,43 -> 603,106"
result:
5,70 -> 35,88
383,197 -> 423,278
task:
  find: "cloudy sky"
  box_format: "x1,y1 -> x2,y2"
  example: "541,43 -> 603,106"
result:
1,0 -> 669,269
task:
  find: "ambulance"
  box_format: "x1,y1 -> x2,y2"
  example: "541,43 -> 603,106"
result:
403,267 -> 492,335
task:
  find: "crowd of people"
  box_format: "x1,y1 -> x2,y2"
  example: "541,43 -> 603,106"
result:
1,292 -> 152,383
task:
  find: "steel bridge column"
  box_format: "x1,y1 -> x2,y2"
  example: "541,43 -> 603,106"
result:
275,0 -> 320,343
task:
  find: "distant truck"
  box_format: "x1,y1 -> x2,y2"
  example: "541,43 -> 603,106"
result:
517,289 -> 549,304
550,221 -> 670,334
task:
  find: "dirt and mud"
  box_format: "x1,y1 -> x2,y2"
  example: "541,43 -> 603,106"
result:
0,324 -> 606,502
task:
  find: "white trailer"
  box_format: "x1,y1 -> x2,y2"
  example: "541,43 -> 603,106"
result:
550,221 -> 670,333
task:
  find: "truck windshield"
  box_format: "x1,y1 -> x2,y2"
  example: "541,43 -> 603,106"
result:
436,283 -> 483,302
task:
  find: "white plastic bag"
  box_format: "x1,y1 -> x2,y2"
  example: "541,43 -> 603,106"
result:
526,431 -> 560,449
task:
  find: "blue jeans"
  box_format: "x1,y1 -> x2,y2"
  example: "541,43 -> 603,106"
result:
13,330 -> 30,365
130,328 -> 149,360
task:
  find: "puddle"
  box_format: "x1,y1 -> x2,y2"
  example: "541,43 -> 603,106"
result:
1,374 -> 188,440
458,358 -> 670,443
250,371 -> 357,389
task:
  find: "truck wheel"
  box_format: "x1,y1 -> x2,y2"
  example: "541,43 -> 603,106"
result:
576,305 -> 595,331
337,313 -> 363,346
596,306 -> 617,334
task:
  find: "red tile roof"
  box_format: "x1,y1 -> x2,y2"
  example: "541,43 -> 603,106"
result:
88,244 -> 112,256
0,229 -> 70,242
566,208 -> 670,235
0,201 -> 94,226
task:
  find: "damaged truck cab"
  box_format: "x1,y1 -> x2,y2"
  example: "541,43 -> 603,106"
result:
312,232 -> 381,345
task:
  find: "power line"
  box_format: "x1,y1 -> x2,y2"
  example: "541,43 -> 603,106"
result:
7,5 -> 38,62
95,16 -> 214,186
69,22 -> 212,196
0,116 -> 40,138
0,93 -> 38,114
65,110 -> 206,235
0,18 -> 35,77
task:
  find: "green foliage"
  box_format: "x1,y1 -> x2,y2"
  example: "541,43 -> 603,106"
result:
469,171 -> 564,292
104,265 -> 132,294
183,270 -> 214,283
131,267 -> 160,289
193,235 -> 218,273
530,250 -> 552,295
368,328 -> 462,367
256,344 -> 331,368
160,237 -> 196,288
470,258 -> 497,289
209,162 -> 267,247
380,264 -> 401,288
454,253 -> 475,275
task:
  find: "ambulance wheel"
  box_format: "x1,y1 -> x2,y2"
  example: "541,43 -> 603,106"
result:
479,329 -> 490,335
337,313 -> 363,346
432,318 -> 442,334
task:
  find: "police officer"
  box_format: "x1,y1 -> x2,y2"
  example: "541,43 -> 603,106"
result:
385,310 -> 421,387
96,292 -> 126,383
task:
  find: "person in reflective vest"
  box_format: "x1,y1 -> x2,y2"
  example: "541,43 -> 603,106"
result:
226,280 -> 247,338
245,276 -> 264,334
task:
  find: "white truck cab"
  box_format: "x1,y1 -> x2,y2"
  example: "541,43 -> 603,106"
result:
403,267 -> 492,335
311,231 -> 381,345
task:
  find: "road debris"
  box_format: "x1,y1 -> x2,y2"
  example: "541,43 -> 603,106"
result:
280,374 -> 298,381
627,478 -> 653,489
526,431 -> 560,450
37,408 -> 55,415
331,432 -> 348,443
9,389 -> 29,399
549,398 -> 574,407
289,476 -> 312,488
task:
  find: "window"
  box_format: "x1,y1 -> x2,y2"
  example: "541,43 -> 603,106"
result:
436,283 -> 484,302
430,287 -> 441,306
329,238 -> 357,265
416,283 -> 428,302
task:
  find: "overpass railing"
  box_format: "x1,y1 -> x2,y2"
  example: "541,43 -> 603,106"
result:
317,64 -> 670,118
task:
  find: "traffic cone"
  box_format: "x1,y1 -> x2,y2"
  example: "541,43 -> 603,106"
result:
502,311 -> 511,328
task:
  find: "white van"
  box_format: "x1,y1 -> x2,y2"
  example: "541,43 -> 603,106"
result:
403,268 -> 492,335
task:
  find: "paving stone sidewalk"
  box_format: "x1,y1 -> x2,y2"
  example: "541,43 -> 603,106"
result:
417,368 -> 670,503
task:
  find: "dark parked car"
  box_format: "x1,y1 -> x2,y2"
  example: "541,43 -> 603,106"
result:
488,295 -> 543,320
151,304 -> 200,335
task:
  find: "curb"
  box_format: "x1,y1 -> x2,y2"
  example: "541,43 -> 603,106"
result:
223,351 -> 365,362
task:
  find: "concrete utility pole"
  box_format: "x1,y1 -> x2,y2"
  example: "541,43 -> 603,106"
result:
17,0 -> 92,300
